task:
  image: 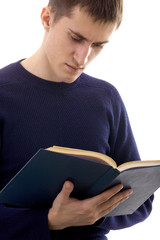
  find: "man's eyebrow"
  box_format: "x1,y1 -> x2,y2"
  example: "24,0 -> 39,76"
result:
69,29 -> 87,41
69,29 -> 109,45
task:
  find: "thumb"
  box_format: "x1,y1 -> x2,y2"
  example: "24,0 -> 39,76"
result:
60,181 -> 74,199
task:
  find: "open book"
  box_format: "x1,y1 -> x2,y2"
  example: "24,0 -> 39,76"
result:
0,146 -> 160,216
50,146 -> 160,172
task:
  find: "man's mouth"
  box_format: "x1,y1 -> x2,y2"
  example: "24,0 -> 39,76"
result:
66,64 -> 84,73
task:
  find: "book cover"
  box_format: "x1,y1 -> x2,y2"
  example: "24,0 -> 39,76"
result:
0,147 -> 160,216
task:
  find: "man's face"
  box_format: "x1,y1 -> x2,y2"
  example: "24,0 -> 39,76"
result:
42,6 -> 116,83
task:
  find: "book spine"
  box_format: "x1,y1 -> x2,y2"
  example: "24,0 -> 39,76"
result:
85,168 -> 120,198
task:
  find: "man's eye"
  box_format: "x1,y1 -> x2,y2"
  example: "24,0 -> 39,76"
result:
92,43 -> 104,49
71,36 -> 82,42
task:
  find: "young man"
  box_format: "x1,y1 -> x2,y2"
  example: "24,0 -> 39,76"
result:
0,0 -> 153,239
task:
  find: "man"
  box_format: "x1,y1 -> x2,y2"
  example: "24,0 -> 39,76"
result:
0,0 -> 153,239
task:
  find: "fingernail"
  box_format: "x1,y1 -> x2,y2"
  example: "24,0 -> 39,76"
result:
119,184 -> 124,190
128,190 -> 133,195
65,181 -> 72,189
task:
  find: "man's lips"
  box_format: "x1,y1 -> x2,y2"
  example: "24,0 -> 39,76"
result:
66,64 -> 84,72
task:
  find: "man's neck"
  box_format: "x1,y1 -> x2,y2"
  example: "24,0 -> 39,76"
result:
21,48 -> 55,82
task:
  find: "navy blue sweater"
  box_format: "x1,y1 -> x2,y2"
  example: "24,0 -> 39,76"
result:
0,61 -> 153,239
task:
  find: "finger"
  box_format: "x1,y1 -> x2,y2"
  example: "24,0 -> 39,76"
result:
100,188 -> 133,209
59,181 -> 74,200
91,184 -> 124,206
99,195 -> 130,217
98,189 -> 133,217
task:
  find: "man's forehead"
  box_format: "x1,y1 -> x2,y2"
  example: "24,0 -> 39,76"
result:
57,6 -> 116,43
73,7 -> 115,39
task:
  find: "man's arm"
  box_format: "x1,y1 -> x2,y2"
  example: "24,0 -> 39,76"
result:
48,181 -> 133,230
0,204 -> 50,240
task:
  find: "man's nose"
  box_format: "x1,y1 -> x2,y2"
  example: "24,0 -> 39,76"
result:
73,44 -> 91,67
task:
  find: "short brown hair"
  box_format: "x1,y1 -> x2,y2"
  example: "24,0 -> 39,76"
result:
48,0 -> 123,29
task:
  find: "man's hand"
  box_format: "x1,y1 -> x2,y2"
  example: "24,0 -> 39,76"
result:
48,181 -> 133,230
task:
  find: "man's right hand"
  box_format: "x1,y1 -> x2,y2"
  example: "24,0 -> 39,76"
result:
48,181 -> 133,230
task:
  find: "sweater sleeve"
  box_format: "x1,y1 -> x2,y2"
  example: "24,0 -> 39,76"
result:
0,204 -> 51,240
0,75 -> 51,239
101,87 -> 154,231
108,88 -> 140,164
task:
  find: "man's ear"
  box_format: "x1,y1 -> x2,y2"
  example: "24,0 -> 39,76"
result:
41,7 -> 53,32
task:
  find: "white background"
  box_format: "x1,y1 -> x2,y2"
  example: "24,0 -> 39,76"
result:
0,0 -> 159,239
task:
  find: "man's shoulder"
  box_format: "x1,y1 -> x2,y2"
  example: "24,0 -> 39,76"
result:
79,72 -> 120,97
0,61 -> 20,86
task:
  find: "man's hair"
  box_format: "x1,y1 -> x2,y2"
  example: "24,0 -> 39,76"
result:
48,0 -> 123,29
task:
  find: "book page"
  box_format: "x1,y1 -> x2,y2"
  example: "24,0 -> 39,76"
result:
46,146 -> 117,168
117,160 -> 160,172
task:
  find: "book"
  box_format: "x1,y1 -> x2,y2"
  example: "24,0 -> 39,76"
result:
0,145 -> 160,216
